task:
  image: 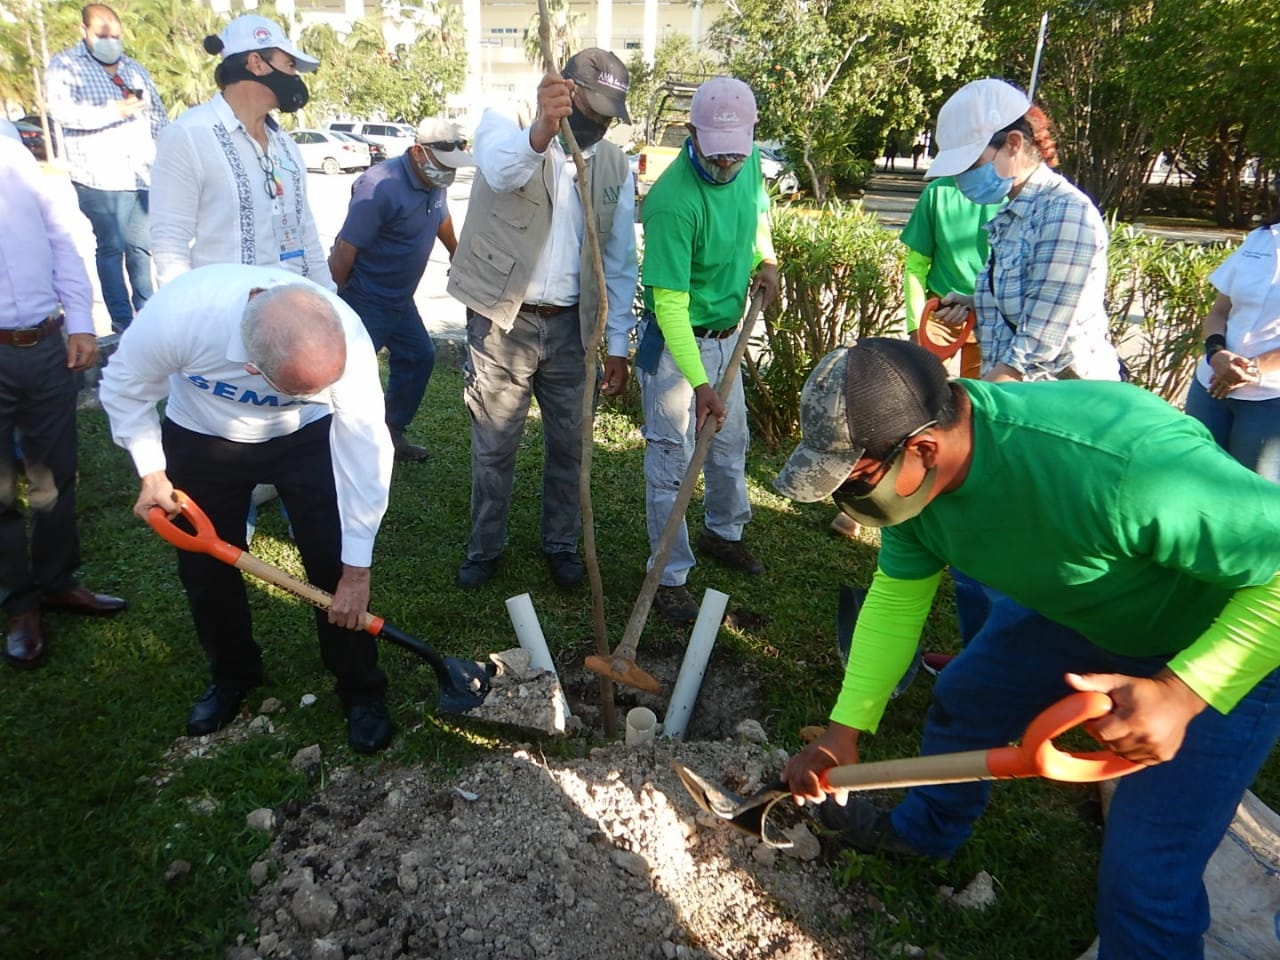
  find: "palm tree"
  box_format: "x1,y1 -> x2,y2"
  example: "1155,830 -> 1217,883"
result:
523,0 -> 582,69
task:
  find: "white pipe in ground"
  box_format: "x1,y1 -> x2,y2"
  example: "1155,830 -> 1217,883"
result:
625,706 -> 657,746
662,588 -> 729,741
504,593 -> 573,726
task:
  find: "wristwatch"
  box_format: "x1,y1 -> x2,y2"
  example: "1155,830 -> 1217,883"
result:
1205,333 -> 1228,359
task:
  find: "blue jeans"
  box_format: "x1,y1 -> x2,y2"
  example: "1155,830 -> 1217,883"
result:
339,289 -> 435,432
1184,378 -> 1280,483
892,569 -> 991,697
72,184 -> 153,330
890,592 -> 1280,959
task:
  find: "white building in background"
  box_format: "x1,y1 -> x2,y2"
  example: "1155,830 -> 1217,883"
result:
202,0 -> 720,121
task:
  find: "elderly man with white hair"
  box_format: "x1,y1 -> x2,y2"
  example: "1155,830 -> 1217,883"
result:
99,263 -> 395,753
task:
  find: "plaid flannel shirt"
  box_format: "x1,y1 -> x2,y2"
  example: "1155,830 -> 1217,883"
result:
45,41 -> 166,191
974,163 -> 1118,381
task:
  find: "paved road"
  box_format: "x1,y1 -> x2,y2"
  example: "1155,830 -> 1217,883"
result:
64,161 -> 1242,341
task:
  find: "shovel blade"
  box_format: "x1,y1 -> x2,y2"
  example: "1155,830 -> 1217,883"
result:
672,762 -> 794,848
436,655 -> 498,717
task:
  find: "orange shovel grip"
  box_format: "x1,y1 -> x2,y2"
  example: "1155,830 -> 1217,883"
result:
146,490 -> 243,566
918,297 -> 977,363
986,691 -> 1141,783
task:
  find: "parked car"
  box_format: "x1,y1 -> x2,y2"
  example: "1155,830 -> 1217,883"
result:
326,121 -> 416,158
289,129 -> 371,174
341,131 -> 386,164
758,142 -> 801,197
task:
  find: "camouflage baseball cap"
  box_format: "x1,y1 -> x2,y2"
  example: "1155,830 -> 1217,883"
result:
774,338 -> 952,502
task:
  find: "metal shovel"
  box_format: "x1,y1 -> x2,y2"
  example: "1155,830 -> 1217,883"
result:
674,691 -> 1141,848
147,491 -> 495,719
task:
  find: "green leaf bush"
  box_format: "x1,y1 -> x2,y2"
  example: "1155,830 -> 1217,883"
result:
744,202 -> 906,448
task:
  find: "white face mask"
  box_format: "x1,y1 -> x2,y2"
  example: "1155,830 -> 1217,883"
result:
89,35 -> 124,65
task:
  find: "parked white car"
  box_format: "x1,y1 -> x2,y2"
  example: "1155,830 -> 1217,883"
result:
289,129 -> 371,174
326,121 -> 416,158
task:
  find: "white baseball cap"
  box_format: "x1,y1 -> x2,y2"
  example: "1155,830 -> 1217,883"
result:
690,77 -> 757,157
217,15 -> 319,74
925,78 -> 1030,179
414,117 -> 474,169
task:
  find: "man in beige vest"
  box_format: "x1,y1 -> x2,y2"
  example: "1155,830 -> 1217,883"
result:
447,49 -> 638,590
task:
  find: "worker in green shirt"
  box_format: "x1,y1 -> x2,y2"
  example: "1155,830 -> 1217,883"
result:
636,76 -> 778,625
776,338 -> 1280,960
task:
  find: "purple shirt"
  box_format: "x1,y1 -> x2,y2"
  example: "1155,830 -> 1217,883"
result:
0,138 -> 94,334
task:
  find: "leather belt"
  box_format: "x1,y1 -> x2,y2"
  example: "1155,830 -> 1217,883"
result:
519,302 -> 575,319
0,313 -> 63,347
692,325 -> 738,340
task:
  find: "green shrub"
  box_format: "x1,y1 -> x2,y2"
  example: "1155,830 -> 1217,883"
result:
1106,223 -> 1233,405
744,202 -> 905,448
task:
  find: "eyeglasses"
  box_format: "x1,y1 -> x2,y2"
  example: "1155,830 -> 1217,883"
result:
831,421 -> 938,500
705,151 -> 747,164
108,73 -> 141,99
258,151 -> 282,201
255,365 -> 322,403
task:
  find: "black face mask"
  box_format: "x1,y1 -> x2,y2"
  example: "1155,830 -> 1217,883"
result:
566,106 -> 608,150
257,63 -> 309,113
221,58 -> 310,113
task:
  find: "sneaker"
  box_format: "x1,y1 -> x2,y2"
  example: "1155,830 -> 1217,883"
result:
922,652 -> 957,676
654,584 -> 700,625
830,512 -> 861,539
817,798 -> 933,859
696,528 -> 765,576
545,551 -> 585,589
456,557 -> 498,590
347,699 -> 394,754
389,427 -> 429,462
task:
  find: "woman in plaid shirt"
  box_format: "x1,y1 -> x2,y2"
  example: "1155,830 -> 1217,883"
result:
927,79 -> 1123,383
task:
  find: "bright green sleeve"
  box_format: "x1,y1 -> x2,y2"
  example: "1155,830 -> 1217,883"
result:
1167,570 -> 1280,713
903,250 -> 932,335
830,568 -> 943,732
652,286 -> 708,388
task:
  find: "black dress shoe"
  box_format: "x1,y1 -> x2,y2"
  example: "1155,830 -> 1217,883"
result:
389,427 -> 429,462
545,551 -> 585,589
347,700 -> 394,754
456,557 -> 498,590
42,585 -> 127,616
186,685 -> 246,736
5,609 -> 47,669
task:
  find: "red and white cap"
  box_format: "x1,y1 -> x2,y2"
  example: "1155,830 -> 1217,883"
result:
217,15 -> 319,73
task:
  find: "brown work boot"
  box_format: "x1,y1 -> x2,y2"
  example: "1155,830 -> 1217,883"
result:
696,528 -> 765,575
654,585 -> 700,625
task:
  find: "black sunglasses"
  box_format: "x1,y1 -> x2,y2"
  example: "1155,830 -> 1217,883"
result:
422,139 -> 467,152
831,421 -> 938,501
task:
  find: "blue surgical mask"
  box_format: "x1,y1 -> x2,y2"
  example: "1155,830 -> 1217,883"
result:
955,160 -> 1013,205
89,36 -> 124,65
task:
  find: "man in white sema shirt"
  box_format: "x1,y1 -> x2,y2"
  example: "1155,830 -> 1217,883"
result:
99,264 -> 395,753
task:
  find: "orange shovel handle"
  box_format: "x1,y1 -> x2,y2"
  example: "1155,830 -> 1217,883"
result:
820,691 -> 1140,794
146,490 -> 243,567
918,297 -> 977,363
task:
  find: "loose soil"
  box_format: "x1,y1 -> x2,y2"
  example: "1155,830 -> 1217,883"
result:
218,647 -> 889,960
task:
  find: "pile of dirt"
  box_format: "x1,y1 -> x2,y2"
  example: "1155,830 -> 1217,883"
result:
234,738 -> 871,960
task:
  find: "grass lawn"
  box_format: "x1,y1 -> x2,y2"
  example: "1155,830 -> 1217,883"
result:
2,363 -> 1277,959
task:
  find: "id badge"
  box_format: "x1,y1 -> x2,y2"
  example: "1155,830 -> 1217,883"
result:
275,205 -> 304,264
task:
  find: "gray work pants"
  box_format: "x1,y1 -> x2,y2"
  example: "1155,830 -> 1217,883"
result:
462,306 -> 586,561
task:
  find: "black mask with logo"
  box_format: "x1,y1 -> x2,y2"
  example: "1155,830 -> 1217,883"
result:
566,106 -> 608,150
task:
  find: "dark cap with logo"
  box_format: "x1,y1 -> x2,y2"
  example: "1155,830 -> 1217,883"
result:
774,338 -> 953,503
563,48 -> 631,123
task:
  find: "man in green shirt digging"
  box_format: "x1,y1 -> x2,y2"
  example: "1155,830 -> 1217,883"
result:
637,76 -> 778,625
775,338 -> 1280,960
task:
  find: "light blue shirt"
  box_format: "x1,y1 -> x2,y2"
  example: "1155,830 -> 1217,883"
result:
0,138 -> 94,334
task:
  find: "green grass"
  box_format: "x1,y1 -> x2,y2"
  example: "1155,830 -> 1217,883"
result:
2,364 -> 1278,959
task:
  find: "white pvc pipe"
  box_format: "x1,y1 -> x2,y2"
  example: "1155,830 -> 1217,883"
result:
662,588 -> 728,741
625,707 -> 657,746
504,593 -> 573,727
